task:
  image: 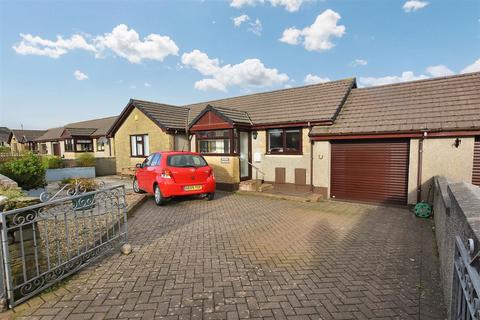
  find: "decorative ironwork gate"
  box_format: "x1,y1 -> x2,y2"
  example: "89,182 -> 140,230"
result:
0,185 -> 128,307
453,236 -> 480,319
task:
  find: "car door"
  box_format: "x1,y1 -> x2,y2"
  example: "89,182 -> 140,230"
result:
137,154 -> 154,191
144,153 -> 161,193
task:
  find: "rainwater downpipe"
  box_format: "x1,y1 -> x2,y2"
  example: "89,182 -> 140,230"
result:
417,131 -> 427,203
308,122 -> 314,192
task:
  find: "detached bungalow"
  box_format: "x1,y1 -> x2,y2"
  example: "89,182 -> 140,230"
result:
8,129 -> 46,153
36,116 -> 117,159
108,72 -> 480,205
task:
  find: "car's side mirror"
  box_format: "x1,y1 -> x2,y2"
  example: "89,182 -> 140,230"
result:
135,163 -> 143,168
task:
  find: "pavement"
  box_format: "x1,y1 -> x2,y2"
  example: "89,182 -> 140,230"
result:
9,192 -> 445,319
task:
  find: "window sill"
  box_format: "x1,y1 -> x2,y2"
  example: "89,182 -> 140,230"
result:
265,153 -> 304,156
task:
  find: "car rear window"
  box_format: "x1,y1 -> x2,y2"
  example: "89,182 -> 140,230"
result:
167,154 -> 208,168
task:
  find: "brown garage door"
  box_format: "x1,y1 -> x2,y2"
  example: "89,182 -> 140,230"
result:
331,139 -> 409,205
473,137 -> 480,186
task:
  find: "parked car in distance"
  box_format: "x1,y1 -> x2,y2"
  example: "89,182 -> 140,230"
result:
133,151 -> 216,205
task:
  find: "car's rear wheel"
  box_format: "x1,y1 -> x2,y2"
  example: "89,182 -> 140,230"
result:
133,177 -> 144,194
206,192 -> 215,201
154,184 -> 166,206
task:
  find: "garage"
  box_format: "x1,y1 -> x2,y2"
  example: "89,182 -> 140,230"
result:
330,139 -> 409,205
473,137 -> 480,186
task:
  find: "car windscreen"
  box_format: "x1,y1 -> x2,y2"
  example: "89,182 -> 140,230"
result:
167,154 -> 208,168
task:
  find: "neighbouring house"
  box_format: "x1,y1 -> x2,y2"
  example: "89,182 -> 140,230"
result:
108,72 -> 480,205
36,116 -> 117,159
7,129 -> 46,153
0,127 -> 11,147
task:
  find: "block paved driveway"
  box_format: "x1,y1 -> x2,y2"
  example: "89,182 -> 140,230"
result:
14,192 -> 445,320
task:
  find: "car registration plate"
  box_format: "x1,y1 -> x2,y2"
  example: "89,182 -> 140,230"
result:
184,185 -> 202,191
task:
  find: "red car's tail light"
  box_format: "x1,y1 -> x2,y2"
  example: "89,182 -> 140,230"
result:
208,168 -> 214,178
161,169 -> 173,179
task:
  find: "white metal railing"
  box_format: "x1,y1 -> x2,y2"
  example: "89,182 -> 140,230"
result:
248,161 -> 265,182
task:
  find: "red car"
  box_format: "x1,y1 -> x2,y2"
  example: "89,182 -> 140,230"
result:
133,151 -> 216,205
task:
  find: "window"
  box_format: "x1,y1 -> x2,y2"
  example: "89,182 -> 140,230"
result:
267,128 -> 302,154
76,139 -> 93,152
167,154 -> 207,168
130,134 -> 149,157
197,130 -> 231,155
65,139 -> 74,152
150,153 -> 161,166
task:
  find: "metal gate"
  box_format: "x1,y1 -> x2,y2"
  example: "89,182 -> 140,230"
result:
452,236 -> 480,319
0,184 -> 128,307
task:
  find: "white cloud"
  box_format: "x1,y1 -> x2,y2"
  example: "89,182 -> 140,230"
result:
352,58 -> 368,66
181,49 -> 220,75
359,71 -> 428,87
13,34 -> 96,58
279,28 -> 302,45
461,58 -> 480,74
279,9 -> 345,52
94,24 -> 179,63
13,24 -> 179,64
233,14 -> 250,27
230,0 -> 309,12
182,49 -> 289,91
248,19 -> 263,36
403,1 -> 429,12
304,74 -> 330,84
144,82 -> 151,87
73,70 -> 88,81
233,15 -> 262,36
426,65 -> 454,77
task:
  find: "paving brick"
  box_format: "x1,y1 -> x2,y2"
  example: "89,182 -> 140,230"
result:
6,193 -> 445,319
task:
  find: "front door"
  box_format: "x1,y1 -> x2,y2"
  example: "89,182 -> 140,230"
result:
53,143 -> 61,156
239,131 -> 251,181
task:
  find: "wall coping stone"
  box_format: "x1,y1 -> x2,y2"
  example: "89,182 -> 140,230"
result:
434,175 -> 451,215
0,174 -> 18,189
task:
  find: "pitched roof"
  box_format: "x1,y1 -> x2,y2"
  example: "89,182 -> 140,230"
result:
10,129 -> 47,143
189,105 -> 252,128
131,100 -> 189,130
184,78 -> 356,125
0,127 -> 11,143
65,116 -> 118,137
36,127 -> 65,142
310,72 -> 480,136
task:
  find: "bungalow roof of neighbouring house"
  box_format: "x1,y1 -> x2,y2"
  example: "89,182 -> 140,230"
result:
0,127 -> 11,144
9,129 -> 47,144
36,127 -> 65,142
310,72 -> 480,137
37,116 -> 119,142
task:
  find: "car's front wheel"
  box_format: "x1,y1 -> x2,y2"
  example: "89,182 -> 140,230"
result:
133,177 -> 144,194
154,185 -> 166,206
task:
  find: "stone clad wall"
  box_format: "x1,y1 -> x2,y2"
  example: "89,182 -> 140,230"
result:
433,176 -> 480,318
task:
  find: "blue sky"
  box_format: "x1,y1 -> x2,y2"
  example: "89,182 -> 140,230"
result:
0,0 -> 479,129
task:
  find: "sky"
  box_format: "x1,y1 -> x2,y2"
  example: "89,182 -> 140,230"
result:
0,0 -> 479,130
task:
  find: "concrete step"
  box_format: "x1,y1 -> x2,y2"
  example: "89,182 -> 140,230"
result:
258,183 -> 274,192
239,179 -> 262,192
236,190 -> 323,203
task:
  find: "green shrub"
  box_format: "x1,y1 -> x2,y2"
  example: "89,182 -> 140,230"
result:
0,152 -> 46,190
76,153 -> 95,167
43,155 -> 63,169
